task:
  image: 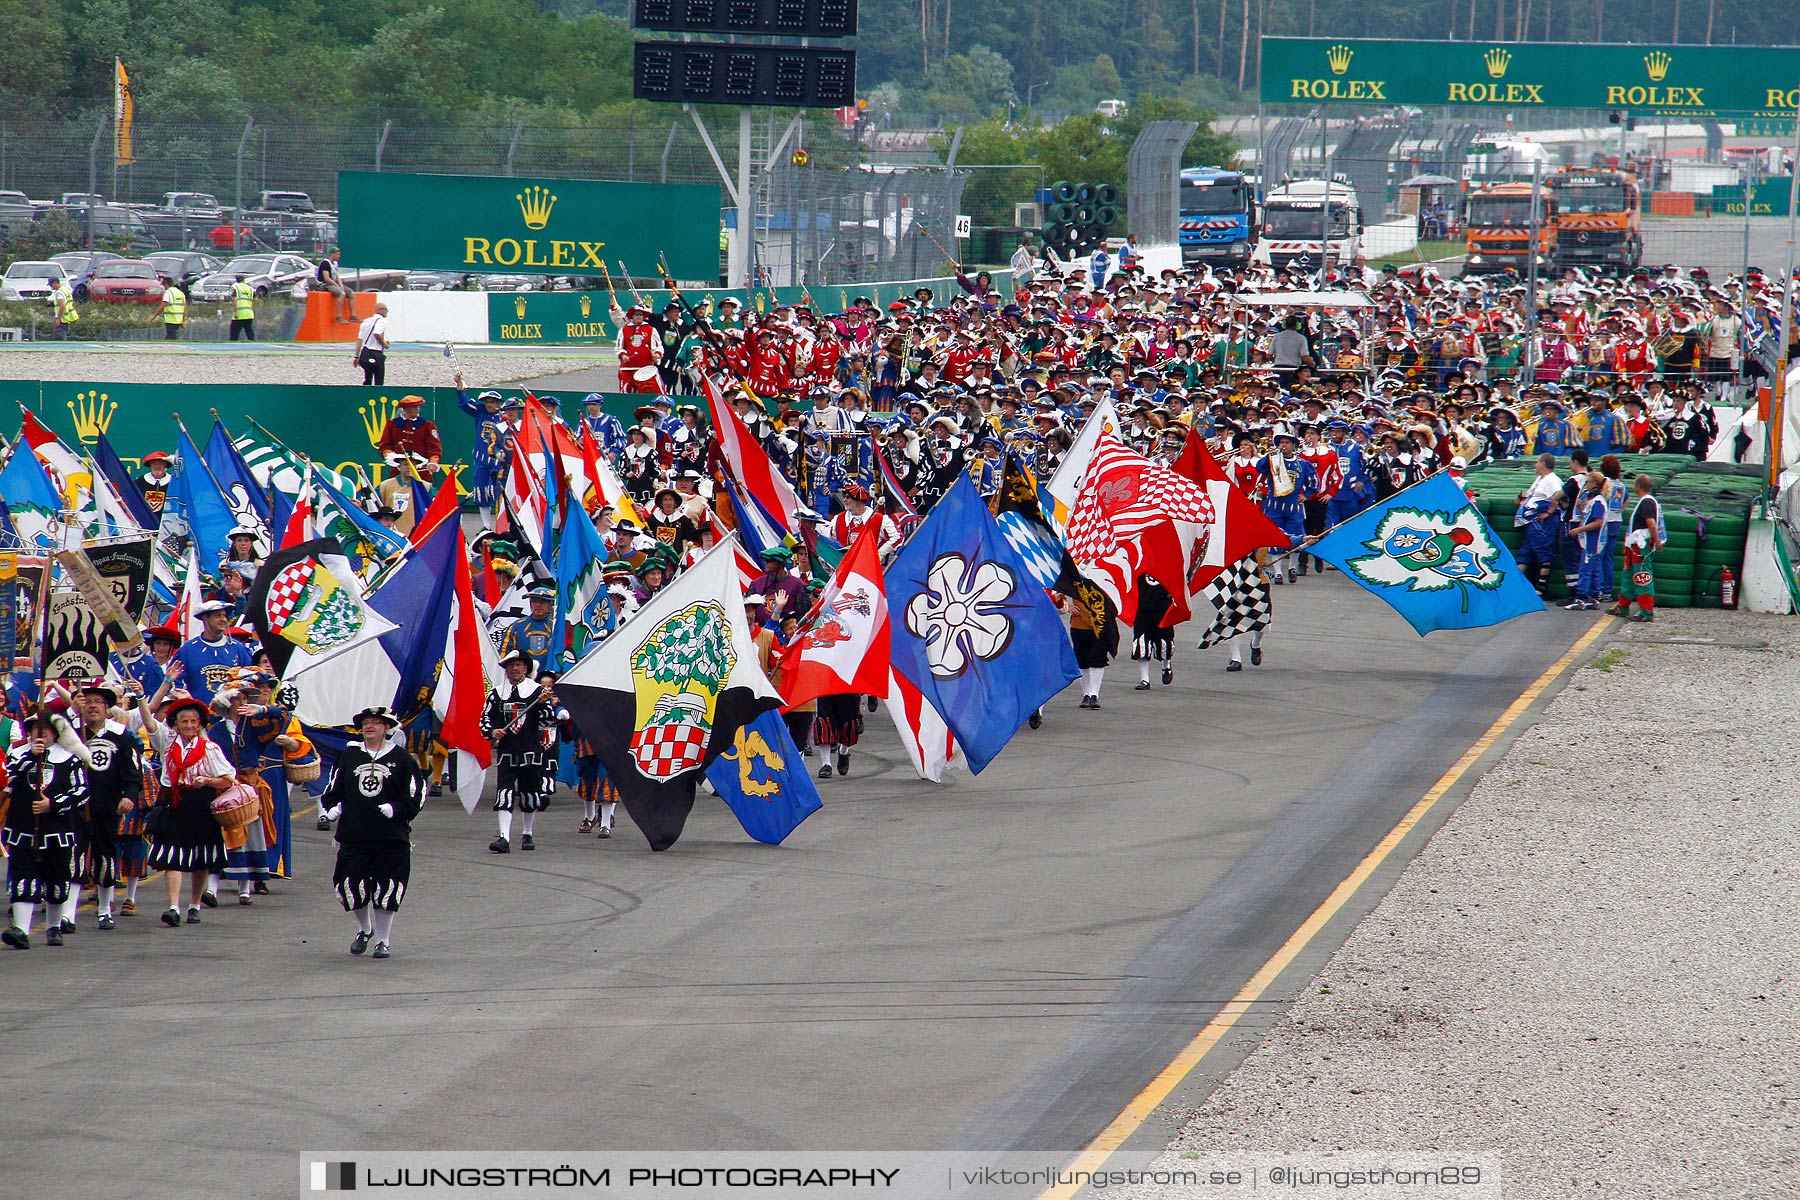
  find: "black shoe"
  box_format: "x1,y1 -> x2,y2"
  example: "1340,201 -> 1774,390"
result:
97,914 -> 115,930
1028,712 -> 1042,730
521,834 -> 535,851
488,836 -> 510,854
161,908 -> 181,928
59,918 -> 76,934
597,824 -> 612,839
1134,681 -> 1151,690
316,816 -> 332,831
200,891 -> 218,909
1226,659 -> 1243,672
351,931 -> 372,956
428,783 -> 443,797
185,908 -> 202,924
1286,569 -> 1297,584
45,926 -> 62,947
866,695 -> 878,712
836,752 -> 849,777
1161,664 -> 1173,685
1088,698 -> 1101,710
371,941 -> 392,960
1,926 -> 27,949
1251,646 -> 1263,666
817,762 -> 833,780
252,880 -> 269,895
1078,695 -> 1094,709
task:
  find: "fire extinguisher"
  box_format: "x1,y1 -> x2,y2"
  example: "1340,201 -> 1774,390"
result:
1720,565 -> 1737,609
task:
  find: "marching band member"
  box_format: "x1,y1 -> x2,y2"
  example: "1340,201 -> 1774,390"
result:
320,706 -> 424,960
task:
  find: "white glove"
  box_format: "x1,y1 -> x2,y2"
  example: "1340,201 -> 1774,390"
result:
322,806 -> 341,822
377,802 -> 395,819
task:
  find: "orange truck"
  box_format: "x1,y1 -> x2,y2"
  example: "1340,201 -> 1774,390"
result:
1546,167 -> 1643,274
1462,181 -> 1555,275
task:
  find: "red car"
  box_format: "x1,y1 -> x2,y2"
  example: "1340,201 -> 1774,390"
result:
87,259 -> 167,304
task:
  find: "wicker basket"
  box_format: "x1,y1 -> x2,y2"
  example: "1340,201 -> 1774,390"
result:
285,758 -> 321,783
211,785 -> 261,832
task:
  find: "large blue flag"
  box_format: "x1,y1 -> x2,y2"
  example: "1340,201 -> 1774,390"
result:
704,708 -> 822,845
94,433 -> 156,531
367,515 -> 458,716
552,499 -> 614,663
1309,472 -> 1546,636
170,425 -> 237,569
0,448 -> 61,547
887,473 -> 1078,774
202,418 -> 272,535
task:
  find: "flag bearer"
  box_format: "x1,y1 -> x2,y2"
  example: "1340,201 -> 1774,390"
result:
481,650 -> 558,854
3,709 -> 90,949
76,682 -> 143,931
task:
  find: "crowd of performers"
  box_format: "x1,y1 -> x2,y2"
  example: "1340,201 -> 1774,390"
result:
4,251 -> 1750,954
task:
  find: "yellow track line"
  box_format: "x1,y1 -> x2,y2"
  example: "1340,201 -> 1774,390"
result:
1036,617 -> 1616,1200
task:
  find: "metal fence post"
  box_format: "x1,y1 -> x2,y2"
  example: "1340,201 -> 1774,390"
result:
234,118 -> 254,252
375,119 -> 392,172
87,116 -> 104,249
506,121 -> 524,177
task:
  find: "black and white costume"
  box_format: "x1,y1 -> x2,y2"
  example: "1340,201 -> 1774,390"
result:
80,720 -> 145,921
482,676 -> 557,813
80,721 -> 143,884
1131,575 -> 1176,689
481,673 -> 558,853
324,739 -> 425,914
4,742 -> 89,947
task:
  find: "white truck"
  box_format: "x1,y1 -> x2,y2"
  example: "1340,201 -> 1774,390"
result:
1252,179 -> 1362,276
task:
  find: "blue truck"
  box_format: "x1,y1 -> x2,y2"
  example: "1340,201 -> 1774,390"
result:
1178,167 -> 1258,265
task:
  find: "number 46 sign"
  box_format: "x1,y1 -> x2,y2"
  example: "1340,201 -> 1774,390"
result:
954,214 -> 972,239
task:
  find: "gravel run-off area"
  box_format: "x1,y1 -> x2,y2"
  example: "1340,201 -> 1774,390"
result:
0,345 -> 610,390
1132,608 -> 1800,1200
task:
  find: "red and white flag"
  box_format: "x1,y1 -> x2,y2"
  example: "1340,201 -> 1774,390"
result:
1170,430 -> 1292,592
174,545 -> 206,640
703,375 -> 799,533
885,668 -> 959,783
1064,432 -> 1215,624
20,409 -> 91,503
500,436 -> 549,556
433,528 -> 499,813
776,520 -> 891,708
281,463 -> 315,548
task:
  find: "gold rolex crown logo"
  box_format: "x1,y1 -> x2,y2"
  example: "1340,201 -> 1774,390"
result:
515,294 -> 528,319
359,395 -> 399,448
1326,44 -> 1354,75
1644,51 -> 1672,82
580,294 -> 592,318
517,185 -> 557,230
67,389 -> 117,445
1484,47 -> 1511,79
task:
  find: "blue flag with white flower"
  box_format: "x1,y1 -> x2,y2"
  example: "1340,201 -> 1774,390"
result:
887,473 -> 1078,774
1308,472 -> 1545,636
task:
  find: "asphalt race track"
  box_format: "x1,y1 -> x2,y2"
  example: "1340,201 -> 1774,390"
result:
1,571 -> 1590,1197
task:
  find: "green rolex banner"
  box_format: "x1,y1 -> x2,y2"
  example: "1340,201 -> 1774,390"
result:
338,171 -> 722,281
1262,37 -> 1800,117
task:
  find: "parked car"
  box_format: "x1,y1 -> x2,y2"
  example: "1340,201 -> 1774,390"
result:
0,190 -> 32,207
59,192 -> 104,208
402,269 -> 472,291
49,250 -> 125,298
142,249 -> 223,292
49,204 -> 158,251
0,260 -> 67,302
161,191 -> 221,214
87,259 -> 166,304
193,252 -> 314,300
258,190 -> 315,213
